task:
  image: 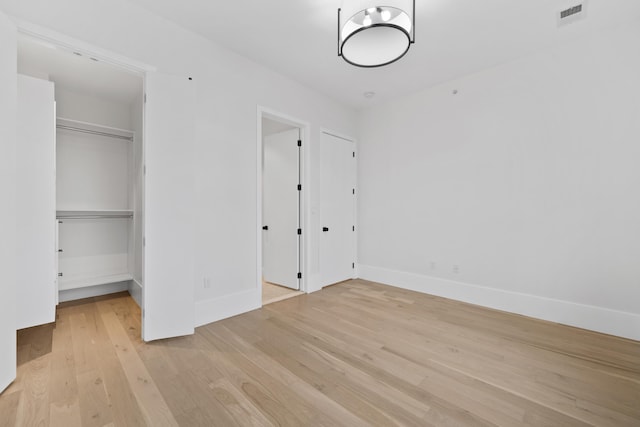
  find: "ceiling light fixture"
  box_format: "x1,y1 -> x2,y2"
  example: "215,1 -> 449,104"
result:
338,0 -> 415,68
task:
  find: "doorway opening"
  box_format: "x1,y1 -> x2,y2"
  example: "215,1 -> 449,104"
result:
15,29 -> 146,334
258,109 -> 309,305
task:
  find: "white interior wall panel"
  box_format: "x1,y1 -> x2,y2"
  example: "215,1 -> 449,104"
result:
0,8 -> 17,394
356,22 -> 640,340
56,129 -> 131,211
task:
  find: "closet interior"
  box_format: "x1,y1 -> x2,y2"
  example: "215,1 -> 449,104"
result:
17,34 -> 145,316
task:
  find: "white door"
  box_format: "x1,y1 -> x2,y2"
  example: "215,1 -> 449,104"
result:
0,10 -> 17,393
319,132 -> 356,287
143,72 -> 196,341
263,129 -> 300,290
16,75 -> 57,330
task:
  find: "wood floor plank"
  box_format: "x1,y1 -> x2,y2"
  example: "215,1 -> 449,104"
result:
97,308 -> 178,426
209,324 -> 374,427
2,279 -> 639,427
48,309 -> 81,427
0,390 -> 20,427
69,312 -> 115,427
15,355 -> 51,427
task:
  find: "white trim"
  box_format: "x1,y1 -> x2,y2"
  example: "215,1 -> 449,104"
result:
128,279 -> 143,308
320,128 -> 356,143
358,264 -> 640,341
14,18 -> 155,74
195,289 -> 261,328
58,281 -> 129,303
257,106 -> 311,303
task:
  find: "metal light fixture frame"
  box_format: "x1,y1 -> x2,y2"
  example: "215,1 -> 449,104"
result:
338,0 -> 416,68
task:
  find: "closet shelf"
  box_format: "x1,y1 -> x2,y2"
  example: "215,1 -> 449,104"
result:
56,210 -> 133,220
58,273 -> 134,291
56,117 -> 134,142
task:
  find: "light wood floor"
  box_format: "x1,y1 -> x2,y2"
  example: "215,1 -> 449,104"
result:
1,279 -> 639,426
262,282 -> 303,305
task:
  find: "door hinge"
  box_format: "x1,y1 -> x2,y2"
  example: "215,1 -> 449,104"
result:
297,184 -> 302,191
297,272 -> 302,279
143,165 -> 146,175
144,93 -> 147,103
352,188 -> 355,195
352,225 -> 355,232
297,228 -> 302,235
353,151 -> 355,157
352,262 -> 355,269
143,237 -> 146,247
297,139 -> 302,147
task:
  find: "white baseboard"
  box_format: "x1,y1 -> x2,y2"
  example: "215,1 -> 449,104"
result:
128,279 -> 143,308
195,288 -> 261,328
58,281 -> 129,303
358,264 -> 640,341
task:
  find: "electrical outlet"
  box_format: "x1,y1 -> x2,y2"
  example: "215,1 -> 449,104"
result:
452,265 -> 459,274
203,277 -> 211,289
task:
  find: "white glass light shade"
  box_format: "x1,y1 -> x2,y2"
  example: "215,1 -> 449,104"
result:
339,0 -> 414,67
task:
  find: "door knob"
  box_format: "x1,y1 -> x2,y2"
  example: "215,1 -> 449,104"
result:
322,227 -> 329,232
262,225 -> 269,230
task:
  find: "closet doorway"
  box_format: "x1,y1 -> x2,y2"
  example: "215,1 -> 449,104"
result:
259,110 -> 308,305
15,33 -> 145,327
15,27 -> 197,343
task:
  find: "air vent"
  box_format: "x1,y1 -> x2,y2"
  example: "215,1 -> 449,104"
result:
560,4 -> 582,19
557,2 -> 587,26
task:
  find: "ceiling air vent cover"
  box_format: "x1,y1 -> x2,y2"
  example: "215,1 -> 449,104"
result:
558,2 -> 587,26
561,5 -> 582,19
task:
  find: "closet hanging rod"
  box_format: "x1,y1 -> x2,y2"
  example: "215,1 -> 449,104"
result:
56,124 -> 134,141
56,215 -> 133,220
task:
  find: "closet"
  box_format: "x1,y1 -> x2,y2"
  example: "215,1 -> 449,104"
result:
16,34 -> 144,329
56,114 -> 143,303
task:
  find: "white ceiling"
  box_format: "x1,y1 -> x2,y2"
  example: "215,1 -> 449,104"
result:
128,0 -> 640,110
17,35 -> 142,105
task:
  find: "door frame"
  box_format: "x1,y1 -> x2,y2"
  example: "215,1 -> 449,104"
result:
257,106 -> 310,299
15,19 -> 155,74
319,128 -> 358,284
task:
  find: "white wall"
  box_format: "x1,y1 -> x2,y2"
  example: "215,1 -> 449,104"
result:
0,0 -> 357,327
357,21 -> 640,340
55,87 -> 133,130
0,9 -> 17,393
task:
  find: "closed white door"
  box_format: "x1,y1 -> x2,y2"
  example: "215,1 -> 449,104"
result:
0,10 -> 17,393
16,74 -> 57,330
263,129 -> 300,290
320,132 -> 356,287
143,72 -> 196,341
